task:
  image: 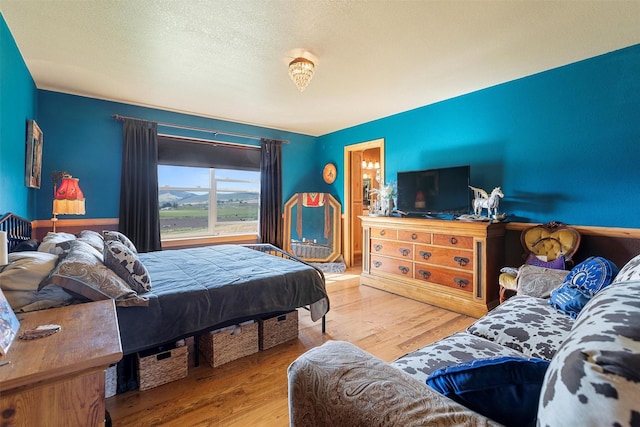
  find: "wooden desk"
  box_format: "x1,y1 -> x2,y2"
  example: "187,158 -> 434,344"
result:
0,300 -> 122,426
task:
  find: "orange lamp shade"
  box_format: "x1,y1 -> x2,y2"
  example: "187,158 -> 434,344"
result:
53,176 -> 85,215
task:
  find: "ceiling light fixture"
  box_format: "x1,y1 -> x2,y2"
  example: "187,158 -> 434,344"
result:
289,57 -> 314,92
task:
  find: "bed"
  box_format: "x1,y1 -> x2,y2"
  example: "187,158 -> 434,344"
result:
0,213 -> 329,357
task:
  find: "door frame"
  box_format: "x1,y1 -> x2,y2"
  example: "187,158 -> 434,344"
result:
343,138 -> 385,267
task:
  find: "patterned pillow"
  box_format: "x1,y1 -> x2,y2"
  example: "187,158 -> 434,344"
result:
538,280 -> 640,427
562,256 -> 619,296
77,229 -> 105,253
103,230 -> 137,254
612,253 -> 640,284
37,231 -> 76,255
392,332 -> 524,383
426,356 -> 550,427
41,240 -> 148,307
516,264 -> 568,298
467,296 -> 574,360
104,240 -> 152,293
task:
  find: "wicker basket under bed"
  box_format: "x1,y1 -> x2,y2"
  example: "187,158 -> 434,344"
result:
258,310 -> 299,350
199,321 -> 259,368
137,344 -> 188,391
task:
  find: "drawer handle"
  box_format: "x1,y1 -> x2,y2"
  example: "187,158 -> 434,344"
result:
373,261 -> 382,268
418,269 -> 431,279
373,244 -> 383,252
398,248 -> 410,257
411,233 -> 418,240
454,256 -> 469,266
454,278 -> 469,288
449,237 -> 458,245
419,250 -> 432,260
398,266 -> 410,275
380,230 -> 386,236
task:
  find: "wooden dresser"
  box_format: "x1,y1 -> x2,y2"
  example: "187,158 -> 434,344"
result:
0,300 -> 122,426
360,216 -> 506,317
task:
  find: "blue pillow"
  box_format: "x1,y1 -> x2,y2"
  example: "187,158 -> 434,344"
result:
563,256 -> 619,295
549,284 -> 591,319
426,356 -> 550,427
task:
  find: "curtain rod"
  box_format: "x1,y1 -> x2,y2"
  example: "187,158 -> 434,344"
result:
156,133 -> 261,150
112,114 -> 289,144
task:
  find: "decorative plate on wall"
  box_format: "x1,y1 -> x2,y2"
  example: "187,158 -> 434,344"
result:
322,163 -> 337,184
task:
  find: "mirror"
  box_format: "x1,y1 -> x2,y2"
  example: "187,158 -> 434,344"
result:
283,193 -> 341,262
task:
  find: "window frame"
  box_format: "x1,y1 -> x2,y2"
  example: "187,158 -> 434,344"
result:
158,165 -> 261,245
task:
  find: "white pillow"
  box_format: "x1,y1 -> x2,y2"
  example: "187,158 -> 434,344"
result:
38,231 -> 77,254
0,252 -> 68,310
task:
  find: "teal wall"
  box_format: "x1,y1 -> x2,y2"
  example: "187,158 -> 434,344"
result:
0,14 -> 38,218
318,44 -> 640,228
35,91 -> 318,220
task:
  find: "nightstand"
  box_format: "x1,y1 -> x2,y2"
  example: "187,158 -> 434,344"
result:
0,299 -> 122,426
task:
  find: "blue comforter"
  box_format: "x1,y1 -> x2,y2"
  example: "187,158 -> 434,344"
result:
116,245 -> 328,354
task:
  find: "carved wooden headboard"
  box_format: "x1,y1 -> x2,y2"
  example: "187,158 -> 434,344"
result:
0,213 -> 33,252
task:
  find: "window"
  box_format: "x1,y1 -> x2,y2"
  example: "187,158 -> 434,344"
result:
158,165 -> 260,239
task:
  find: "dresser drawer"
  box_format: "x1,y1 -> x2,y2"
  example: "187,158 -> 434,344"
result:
370,227 -> 398,239
371,255 -> 413,277
397,230 -> 431,244
414,245 -> 474,270
370,239 -> 413,259
414,263 -> 473,293
433,233 -> 473,249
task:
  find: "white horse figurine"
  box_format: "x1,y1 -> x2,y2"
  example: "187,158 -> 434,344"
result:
469,186 -> 504,217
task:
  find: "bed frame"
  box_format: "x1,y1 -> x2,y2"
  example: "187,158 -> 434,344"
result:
0,213 -> 33,252
241,243 -> 326,333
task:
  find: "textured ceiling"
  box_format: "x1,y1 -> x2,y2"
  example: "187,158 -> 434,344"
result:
2,1 -> 640,136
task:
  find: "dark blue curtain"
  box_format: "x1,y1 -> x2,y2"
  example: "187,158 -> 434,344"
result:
119,119 -> 161,252
259,139 -> 283,247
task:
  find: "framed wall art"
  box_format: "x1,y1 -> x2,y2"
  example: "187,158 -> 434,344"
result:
25,119 -> 43,189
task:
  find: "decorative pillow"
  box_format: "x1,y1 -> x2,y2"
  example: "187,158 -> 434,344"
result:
103,230 -> 137,254
563,256 -> 619,296
525,253 -> 565,270
77,229 -> 105,253
612,253 -> 640,284
548,257 -> 619,318
392,332 -> 524,383
41,240 -> 148,307
0,252 -> 64,310
426,356 -> 550,427
467,295 -> 575,360
37,231 -> 76,255
538,280 -> 640,427
549,284 -> 591,319
516,264 -> 568,298
104,240 -> 151,293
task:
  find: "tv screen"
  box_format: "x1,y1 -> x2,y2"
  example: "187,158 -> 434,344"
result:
396,165 -> 471,217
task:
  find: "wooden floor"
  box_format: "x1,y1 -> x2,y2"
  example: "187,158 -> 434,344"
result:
107,268 -> 476,426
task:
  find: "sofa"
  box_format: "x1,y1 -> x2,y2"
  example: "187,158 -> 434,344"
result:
288,254 -> 640,427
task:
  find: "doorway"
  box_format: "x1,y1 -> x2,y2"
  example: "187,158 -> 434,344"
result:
343,138 -> 385,267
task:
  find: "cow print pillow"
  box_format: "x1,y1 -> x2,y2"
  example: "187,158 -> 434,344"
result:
467,295 -> 574,360
537,280 -> 640,427
104,240 -> 151,293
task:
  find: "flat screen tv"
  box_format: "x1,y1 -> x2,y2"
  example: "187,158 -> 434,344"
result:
396,165 -> 471,218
